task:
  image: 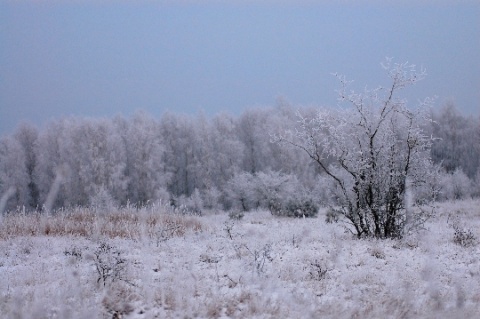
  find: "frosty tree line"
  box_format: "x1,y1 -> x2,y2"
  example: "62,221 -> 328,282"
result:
1,61 -> 479,237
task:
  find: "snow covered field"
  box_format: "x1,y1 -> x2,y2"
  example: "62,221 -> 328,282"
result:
1,199 -> 479,319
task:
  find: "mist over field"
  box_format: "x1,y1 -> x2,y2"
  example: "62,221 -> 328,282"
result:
1,62 -> 480,318
1,1 -> 480,318
1,97 -> 479,215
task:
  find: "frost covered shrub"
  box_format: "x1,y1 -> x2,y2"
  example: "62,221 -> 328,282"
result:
438,168 -> 473,201
276,60 -> 435,239
276,197 -> 318,218
308,260 -> 329,281
225,172 -> 258,211
453,226 -> 477,248
173,188 -> 203,215
64,245 -> 84,260
245,243 -> 274,274
93,241 -> 128,287
225,170 -> 313,216
228,210 -> 244,220
449,215 -> 477,248
102,286 -> 135,319
369,246 -> 386,259
325,208 -> 340,223
254,171 -> 300,210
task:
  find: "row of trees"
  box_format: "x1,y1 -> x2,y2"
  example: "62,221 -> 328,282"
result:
1,70 -> 479,219
0,105 -> 311,213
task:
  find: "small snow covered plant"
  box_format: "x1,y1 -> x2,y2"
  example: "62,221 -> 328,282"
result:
449,214 -> 477,248
93,241 -> 128,287
276,59 -> 435,239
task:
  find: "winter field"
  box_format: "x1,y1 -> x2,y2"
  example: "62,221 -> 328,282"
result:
0,199 -> 479,319
1,62 -> 479,318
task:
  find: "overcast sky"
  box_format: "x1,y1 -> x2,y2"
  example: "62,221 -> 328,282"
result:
1,1 -> 479,136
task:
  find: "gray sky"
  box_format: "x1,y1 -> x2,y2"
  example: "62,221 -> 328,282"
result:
1,1 -> 479,136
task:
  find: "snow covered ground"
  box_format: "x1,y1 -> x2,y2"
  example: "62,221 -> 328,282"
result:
1,199 -> 479,318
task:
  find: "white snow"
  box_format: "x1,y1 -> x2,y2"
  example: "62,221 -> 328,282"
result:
1,199 -> 479,318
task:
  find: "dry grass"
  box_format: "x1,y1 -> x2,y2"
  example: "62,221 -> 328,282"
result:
0,207 -> 204,240
1,200 -> 479,318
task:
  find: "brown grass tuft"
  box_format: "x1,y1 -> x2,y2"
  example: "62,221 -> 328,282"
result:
0,207 -> 204,240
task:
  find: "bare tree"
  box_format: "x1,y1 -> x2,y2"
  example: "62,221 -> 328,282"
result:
276,59 -> 435,239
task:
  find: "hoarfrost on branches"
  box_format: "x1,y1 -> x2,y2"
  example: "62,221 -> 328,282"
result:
276,59 -> 436,239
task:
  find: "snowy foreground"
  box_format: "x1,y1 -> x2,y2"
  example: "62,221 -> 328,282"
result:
1,200 -> 479,319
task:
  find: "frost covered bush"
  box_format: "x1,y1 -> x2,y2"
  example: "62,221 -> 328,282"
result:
228,210 -> 244,220
256,171 -> 318,218
225,172 -> 258,211
64,245 -> 84,260
226,170 -> 317,218
369,246 -> 386,259
438,168 -> 473,201
277,197 -> 318,218
92,242 -> 128,287
276,59 -> 435,239
245,243 -> 274,274
172,188 -> 203,215
307,260 -> 329,281
453,226 -> 477,248
325,208 -> 340,223
449,214 -> 477,248
254,171 -> 299,209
